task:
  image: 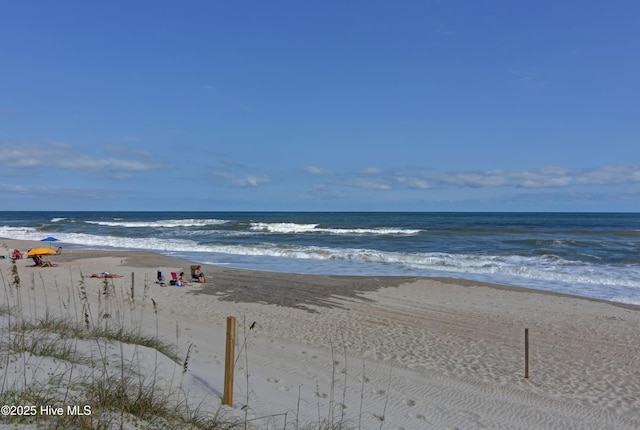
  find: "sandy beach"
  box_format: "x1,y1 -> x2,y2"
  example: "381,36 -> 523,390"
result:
1,238 -> 639,429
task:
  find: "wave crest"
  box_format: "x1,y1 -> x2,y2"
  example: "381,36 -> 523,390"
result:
85,219 -> 229,228
250,222 -> 421,235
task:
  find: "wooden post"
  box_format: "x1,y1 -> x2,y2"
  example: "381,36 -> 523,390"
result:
222,316 -> 236,406
130,272 -> 135,299
524,328 -> 529,379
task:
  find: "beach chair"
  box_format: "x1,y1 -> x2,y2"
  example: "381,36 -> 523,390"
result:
156,270 -> 166,287
190,265 -> 206,283
170,272 -> 178,286
32,255 -> 55,267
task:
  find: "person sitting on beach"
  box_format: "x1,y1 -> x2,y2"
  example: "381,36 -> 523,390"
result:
193,265 -> 206,283
178,271 -> 189,286
56,246 -> 63,254
11,249 -> 23,261
31,255 -> 55,267
90,272 -> 123,278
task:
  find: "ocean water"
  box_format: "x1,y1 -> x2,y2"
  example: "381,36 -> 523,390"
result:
1,211 -> 639,305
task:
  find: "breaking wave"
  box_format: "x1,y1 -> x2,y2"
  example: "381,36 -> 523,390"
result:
85,219 -> 229,228
249,222 -> 421,235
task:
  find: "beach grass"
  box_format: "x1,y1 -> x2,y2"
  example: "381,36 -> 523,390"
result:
0,260 -> 242,429
0,259 -> 363,430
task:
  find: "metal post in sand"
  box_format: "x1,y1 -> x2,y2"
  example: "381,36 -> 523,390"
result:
524,328 -> 530,379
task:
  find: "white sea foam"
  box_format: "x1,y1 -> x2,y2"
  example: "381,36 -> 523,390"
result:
612,296 -> 640,305
250,222 -> 421,235
0,226 -> 41,238
85,219 -> 229,228
250,222 -> 320,233
2,226 -> 638,302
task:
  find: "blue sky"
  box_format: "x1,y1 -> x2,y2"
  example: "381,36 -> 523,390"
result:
1,1 -> 639,211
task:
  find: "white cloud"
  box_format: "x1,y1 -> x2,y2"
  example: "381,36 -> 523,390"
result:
303,165 -> 333,176
575,166 -> 640,186
0,183 -> 133,199
405,178 -> 433,189
358,167 -> 382,175
213,172 -> 271,188
432,168 -> 575,188
242,175 -> 271,187
328,165 -> 640,191
346,178 -> 391,190
0,140 -> 166,177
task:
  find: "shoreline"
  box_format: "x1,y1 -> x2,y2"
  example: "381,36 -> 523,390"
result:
2,238 -> 640,428
3,237 -> 637,311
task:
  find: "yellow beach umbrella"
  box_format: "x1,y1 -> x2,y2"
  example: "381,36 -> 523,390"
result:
27,248 -> 58,257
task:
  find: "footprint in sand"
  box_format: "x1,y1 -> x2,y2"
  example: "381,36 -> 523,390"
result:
278,386 -> 290,392
300,350 -> 318,359
402,399 -> 416,407
267,377 -> 280,383
315,391 -> 328,399
372,388 -> 386,395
